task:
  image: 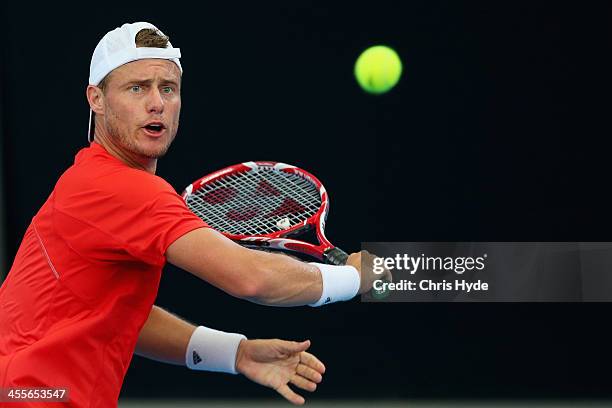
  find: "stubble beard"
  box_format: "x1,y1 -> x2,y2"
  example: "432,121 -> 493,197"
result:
104,110 -> 177,159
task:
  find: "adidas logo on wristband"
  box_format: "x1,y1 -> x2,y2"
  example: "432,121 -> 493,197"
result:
192,351 -> 202,365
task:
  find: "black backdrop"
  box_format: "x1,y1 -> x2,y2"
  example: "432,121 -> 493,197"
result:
2,0 -> 612,401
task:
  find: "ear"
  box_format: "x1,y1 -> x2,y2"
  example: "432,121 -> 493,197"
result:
86,85 -> 105,115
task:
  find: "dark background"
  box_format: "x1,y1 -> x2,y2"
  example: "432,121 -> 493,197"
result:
2,0 -> 612,402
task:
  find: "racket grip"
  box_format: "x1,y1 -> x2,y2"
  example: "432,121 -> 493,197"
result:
324,247 -> 350,265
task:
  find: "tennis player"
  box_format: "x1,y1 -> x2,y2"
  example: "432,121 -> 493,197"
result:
0,22 -> 388,407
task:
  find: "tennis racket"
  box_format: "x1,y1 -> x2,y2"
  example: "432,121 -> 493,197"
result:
181,161 -> 349,266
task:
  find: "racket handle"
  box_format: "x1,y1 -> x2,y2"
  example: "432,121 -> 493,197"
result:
324,247 -> 350,265
324,247 -> 390,300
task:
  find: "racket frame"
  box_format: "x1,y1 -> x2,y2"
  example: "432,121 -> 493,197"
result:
182,161 -> 338,262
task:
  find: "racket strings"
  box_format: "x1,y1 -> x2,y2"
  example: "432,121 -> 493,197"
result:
190,171 -> 318,235
186,167 -> 321,236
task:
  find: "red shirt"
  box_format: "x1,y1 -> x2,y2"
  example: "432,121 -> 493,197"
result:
0,143 -> 207,407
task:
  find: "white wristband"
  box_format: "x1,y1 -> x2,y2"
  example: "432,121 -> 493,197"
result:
308,263 -> 360,307
185,326 -> 247,374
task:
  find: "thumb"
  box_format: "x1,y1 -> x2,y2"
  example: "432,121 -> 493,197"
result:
280,339 -> 311,354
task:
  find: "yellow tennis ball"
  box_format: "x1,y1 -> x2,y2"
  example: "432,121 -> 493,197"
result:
354,45 -> 402,94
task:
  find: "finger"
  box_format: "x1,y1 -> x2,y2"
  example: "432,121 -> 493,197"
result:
300,351 -> 326,374
276,384 -> 305,405
297,362 -> 323,383
290,374 -> 318,392
280,339 -> 310,355
385,267 -> 393,283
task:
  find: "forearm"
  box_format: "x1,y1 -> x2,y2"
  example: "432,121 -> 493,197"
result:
247,251 -> 323,306
135,305 -> 196,365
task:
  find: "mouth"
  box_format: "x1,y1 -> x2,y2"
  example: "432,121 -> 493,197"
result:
142,121 -> 166,137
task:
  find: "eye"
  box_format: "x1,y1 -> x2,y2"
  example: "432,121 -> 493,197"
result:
130,85 -> 142,93
161,86 -> 174,94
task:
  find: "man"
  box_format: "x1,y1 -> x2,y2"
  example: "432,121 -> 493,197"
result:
0,22 -> 387,407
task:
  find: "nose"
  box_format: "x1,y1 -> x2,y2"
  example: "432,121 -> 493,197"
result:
146,88 -> 164,114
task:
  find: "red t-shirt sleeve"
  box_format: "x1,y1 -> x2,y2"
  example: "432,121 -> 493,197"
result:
125,188 -> 208,265
53,168 -> 208,267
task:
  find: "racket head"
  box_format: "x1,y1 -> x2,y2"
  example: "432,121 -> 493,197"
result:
182,161 -> 331,247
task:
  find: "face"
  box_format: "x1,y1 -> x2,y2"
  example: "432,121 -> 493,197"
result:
97,59 -> 181,159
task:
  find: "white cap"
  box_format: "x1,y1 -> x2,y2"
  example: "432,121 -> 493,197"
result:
87,22 -> 182,142
89,21 -> 182,86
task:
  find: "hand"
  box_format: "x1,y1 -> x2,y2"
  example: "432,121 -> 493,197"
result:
346,250 -> 393,294
235,339 -> 325,405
